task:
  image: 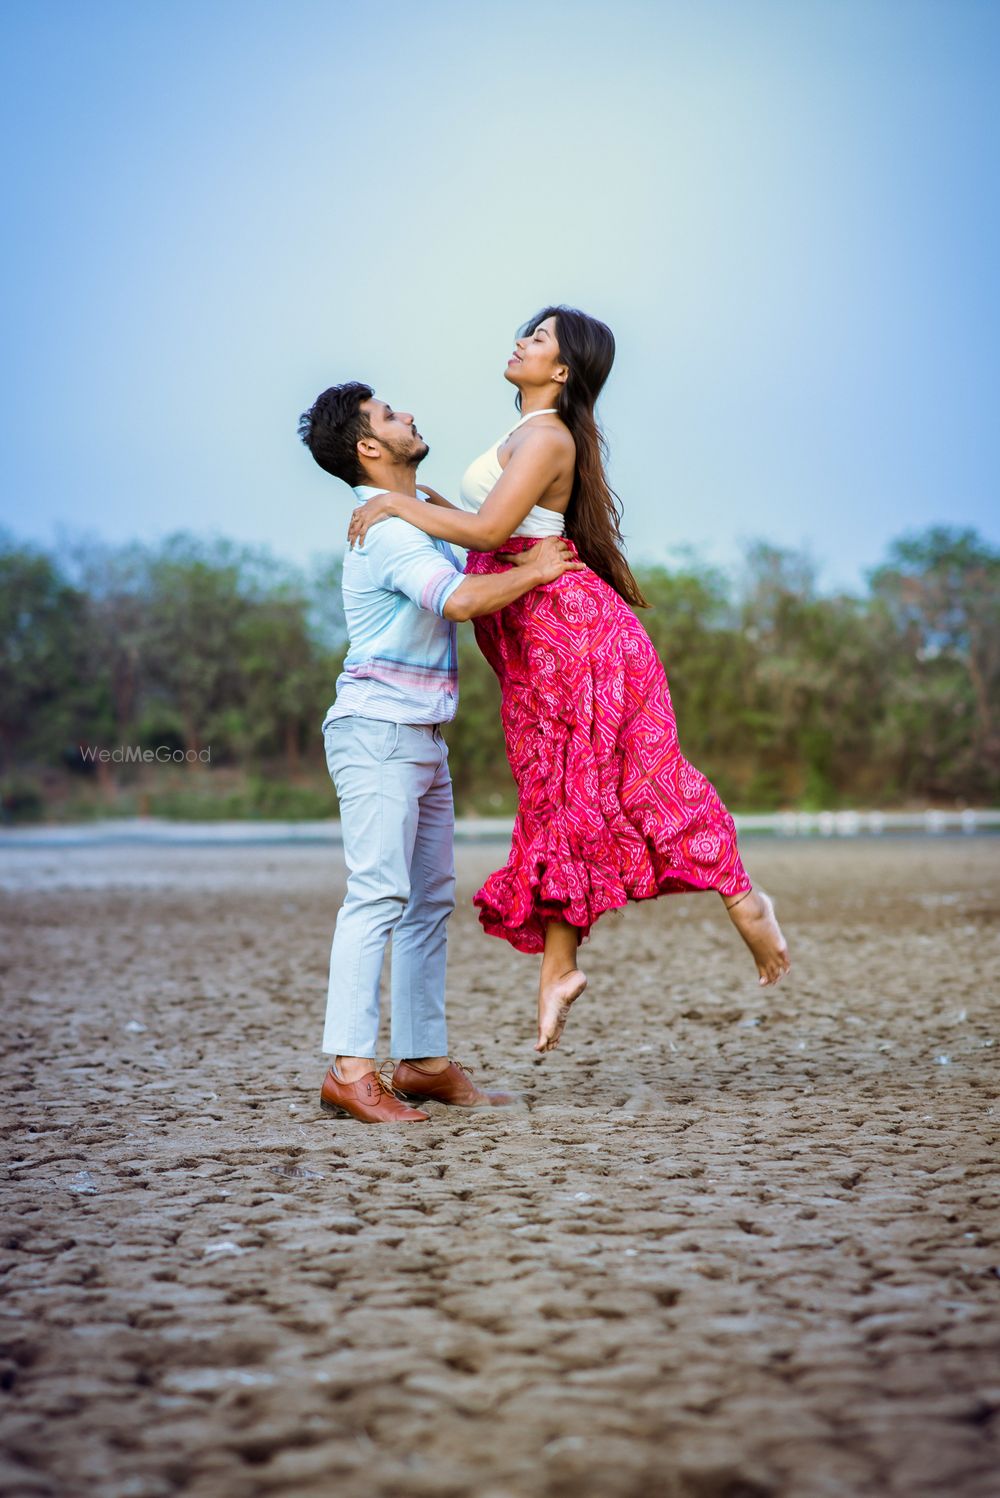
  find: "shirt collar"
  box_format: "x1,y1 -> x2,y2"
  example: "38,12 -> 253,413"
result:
352,484 -> 427,503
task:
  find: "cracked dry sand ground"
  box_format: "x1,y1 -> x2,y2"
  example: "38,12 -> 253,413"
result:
1,838 -> 998,1498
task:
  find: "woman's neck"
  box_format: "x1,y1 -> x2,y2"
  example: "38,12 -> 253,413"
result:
519,389 -> 561,415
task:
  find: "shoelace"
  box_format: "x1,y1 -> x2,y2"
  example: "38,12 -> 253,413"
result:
377,1059 -> 407,1099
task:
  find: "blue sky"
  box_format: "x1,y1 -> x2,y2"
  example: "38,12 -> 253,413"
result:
1,0 -> 997,590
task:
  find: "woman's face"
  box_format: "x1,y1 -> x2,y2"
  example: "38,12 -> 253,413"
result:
505,315 -> 567,391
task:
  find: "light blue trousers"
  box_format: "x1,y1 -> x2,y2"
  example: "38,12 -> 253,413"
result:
322,716 -> 455,1060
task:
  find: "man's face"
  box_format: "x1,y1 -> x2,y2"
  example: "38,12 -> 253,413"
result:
360,398 -> 429,467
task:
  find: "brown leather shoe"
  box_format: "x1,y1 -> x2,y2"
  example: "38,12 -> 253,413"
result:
320,1064 -> 430,1123
392,1058 -> 516,1109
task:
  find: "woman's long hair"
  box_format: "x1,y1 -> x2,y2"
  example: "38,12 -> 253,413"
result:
516,305 -> 648,608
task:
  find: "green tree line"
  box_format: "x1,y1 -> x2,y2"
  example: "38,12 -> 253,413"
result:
0,526 -> 996,822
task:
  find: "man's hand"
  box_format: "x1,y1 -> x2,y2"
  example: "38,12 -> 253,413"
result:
444,537 -> 586,622
347,492 -> 398,549
518,538 -> 587,584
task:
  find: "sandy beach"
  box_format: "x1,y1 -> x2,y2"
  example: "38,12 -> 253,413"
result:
1,836 -> 997,1498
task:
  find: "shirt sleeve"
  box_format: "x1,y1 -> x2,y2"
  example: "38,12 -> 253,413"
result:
362,519 -> 465,618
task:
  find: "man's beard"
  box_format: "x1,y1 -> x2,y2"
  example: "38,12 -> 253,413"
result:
381,434 -> 430,467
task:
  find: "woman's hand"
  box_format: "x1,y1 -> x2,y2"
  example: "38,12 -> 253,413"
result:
347,492 -> 399,549
416,483 -> 456,509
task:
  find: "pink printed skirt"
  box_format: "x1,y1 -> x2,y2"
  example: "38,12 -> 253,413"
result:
464,538 -> 752,954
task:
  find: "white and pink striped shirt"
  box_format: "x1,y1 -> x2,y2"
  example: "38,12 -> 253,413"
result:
321,486 -> 465,728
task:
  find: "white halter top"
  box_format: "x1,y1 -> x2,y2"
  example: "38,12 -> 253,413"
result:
456,408 -> 567,538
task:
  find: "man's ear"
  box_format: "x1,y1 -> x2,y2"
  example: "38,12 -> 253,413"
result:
357,436 -> 381,460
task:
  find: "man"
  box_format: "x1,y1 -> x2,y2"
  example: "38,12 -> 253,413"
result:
298,382 -> 583,1123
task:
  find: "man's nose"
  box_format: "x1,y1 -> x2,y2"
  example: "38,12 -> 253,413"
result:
398,410 -> 415,426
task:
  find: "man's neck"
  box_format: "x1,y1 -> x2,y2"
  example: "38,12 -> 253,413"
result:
359,463 -> 419,496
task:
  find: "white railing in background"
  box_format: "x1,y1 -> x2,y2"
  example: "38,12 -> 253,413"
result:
1,809 -> 998,846
731,808 -> 1000,836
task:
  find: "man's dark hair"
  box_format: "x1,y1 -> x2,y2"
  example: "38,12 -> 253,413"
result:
298,381 -> 374,486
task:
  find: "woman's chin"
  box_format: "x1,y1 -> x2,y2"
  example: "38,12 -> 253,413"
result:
503,365 -> 523,387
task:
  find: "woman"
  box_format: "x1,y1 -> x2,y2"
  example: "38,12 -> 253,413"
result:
348,306 -> 790,1052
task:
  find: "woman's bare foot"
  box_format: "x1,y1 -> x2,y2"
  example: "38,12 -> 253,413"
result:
535,968 -> 588,1052
724,890 -> 791,986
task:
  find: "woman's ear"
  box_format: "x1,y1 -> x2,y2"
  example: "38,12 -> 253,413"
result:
553,363 -> 569,386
